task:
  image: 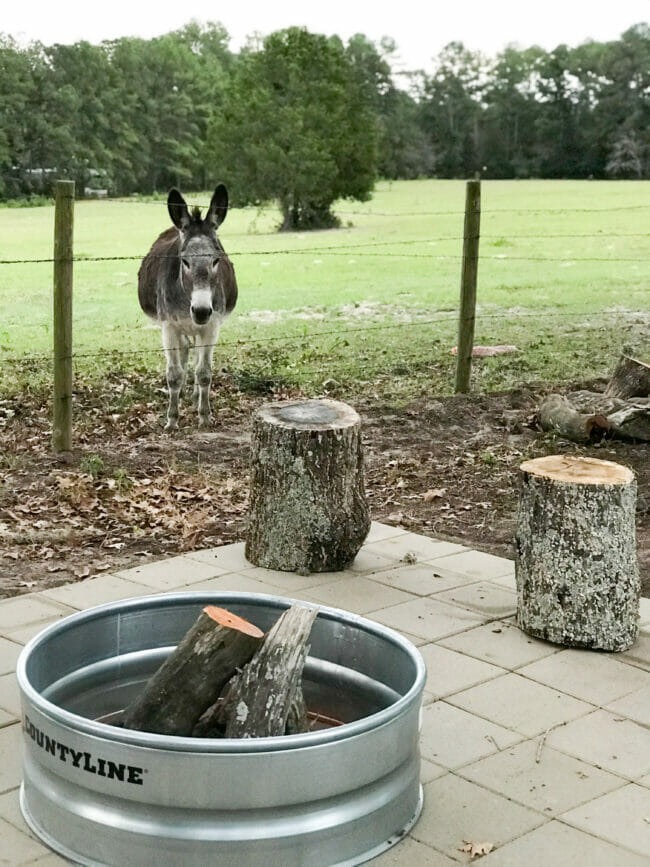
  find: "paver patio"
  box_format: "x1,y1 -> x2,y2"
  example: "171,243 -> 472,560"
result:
0,521 -> 648,865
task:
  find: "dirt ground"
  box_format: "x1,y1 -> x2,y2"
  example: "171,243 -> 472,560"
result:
0,376 -> 647,598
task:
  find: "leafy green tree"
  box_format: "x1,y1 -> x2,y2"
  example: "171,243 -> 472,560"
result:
0,36 -> 35,195
419,42 -> 487,177
606,134 -> 644,177
346,34 -> 435,179
211,27 -> 378,230
481,45 -> 545,178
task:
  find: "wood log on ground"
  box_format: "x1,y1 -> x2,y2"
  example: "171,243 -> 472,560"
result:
515,455 -> 640,652
604,353 -> 650,399
222,603 -> 318,738
121,606 -> 264,736
245,399 -> 370,573
537,394 -> 609,443
552,391 -> 650,442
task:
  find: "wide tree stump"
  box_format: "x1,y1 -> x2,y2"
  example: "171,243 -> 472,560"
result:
515,455 -> 639,651
245,399 -> 370,573
121,606 -> 264,736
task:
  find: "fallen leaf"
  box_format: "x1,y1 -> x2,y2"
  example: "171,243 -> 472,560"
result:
423,488 -> 446,501
459,841 -> 494,859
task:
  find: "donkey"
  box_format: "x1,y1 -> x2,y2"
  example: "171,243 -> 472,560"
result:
138,185 -> 238,430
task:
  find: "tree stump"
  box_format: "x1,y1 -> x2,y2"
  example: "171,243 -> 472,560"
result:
515,455 -> 640,651
121,606 -> 264,736
245,399 -> 370,573
604,353 -> 650,399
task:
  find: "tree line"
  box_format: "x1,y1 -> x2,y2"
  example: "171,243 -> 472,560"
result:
0,21 -> 647,228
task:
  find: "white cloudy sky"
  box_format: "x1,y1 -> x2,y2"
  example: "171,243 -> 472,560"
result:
3,1 -> 648,70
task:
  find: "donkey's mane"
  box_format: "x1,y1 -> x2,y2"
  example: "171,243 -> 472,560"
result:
191,206 -> 202,222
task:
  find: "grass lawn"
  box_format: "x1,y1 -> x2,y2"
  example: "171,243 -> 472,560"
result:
0,179 -> 648,401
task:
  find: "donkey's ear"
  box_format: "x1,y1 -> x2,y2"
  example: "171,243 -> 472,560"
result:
206,184 -> 228,229
168,189 -> 191,230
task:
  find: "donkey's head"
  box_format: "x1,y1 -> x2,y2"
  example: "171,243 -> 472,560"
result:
167,185 -> 229,327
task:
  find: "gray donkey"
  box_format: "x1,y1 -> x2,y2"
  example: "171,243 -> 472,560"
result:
138,185 -> 238,430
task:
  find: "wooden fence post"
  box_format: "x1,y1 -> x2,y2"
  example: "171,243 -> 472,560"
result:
454,180 -> 481,393
52,180 -> 75,452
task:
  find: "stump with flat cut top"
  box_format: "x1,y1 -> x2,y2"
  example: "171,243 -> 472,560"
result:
515,455 -> 639,651
246,399 -> 370,573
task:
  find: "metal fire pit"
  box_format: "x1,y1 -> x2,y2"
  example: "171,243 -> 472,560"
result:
17,592 -> 425,866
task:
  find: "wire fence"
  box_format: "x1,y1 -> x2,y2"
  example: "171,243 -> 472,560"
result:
0,187 -> 648,400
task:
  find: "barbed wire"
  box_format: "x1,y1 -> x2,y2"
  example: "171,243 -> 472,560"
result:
1,307 -> 646,368
1,246 -> 648,266
99,199 -> 650,216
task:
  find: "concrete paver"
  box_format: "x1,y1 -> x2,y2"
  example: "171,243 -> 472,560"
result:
0,671 -> 22,718
518,648 -> 650,705
480,820 -> 649,866
363,534 -> 467,563
370,837 -> 455,865
0,520 -> 646,865
547,709 -> 650,780
185,572 -> 288,596
301,575 -> 414,615
438,618 -> 562,670
0,816 -> 54,863
457,740 -> 625,816
0,724 -> 24,794
114,554 -> 229,590
371,563 -> 480,596
418,643 -> 505,701
40,574 -> 153,610
618,629 -> 650,672
420,701 -> 522,769
425,548 -> 515,579
413,774 -> 544,860
604,684 -> 650,727
446,672 -> 595,737
0,596 -> 75,632
431,581 -> 517,618
559,784 -> 650,857
0,637 -> 23,676
371,596 -> 485,640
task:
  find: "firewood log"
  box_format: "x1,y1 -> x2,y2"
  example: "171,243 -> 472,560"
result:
223,603 -> 318,738
121,606 -> 264,736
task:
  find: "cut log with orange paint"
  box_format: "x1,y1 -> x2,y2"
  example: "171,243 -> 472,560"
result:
121,606 -> 264,736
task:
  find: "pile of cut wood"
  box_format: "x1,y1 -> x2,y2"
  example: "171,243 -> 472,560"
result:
537,352 -> 649,444
119,603 -> 318,739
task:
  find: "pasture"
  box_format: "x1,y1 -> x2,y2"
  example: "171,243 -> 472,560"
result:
0,179 -> 648,597
0,179 -> 648,401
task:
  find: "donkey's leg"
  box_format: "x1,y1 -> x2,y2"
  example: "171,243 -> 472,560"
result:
162,323 -> 188,431
194,323 -> 219,427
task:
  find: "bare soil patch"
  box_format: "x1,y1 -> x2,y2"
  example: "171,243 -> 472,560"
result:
1,377 -> 647,598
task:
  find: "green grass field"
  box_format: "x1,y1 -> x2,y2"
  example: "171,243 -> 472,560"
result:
0,179 -> 648,401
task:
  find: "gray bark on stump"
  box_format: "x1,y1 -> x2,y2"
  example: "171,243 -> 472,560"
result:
245,399 -> 370,573
515,455 -> 640,651
121,606 -> 264,735
604,353 -> 650,399
223,603 -> 318,738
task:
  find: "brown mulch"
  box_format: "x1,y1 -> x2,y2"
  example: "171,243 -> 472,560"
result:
0,376 -> 647,598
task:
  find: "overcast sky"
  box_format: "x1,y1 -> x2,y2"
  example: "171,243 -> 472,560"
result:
3,1 -> 648,71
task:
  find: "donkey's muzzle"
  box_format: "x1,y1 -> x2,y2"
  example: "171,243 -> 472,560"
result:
191,305 -> 213,325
